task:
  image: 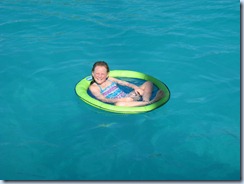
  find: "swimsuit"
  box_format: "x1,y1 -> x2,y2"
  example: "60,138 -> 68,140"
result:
97,80 -> 127,99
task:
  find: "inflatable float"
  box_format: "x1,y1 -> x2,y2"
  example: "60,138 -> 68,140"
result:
75,70 -> 170,114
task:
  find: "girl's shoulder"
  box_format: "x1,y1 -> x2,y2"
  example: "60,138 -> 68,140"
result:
89,82 -> 99,91
108,77 -> 120,82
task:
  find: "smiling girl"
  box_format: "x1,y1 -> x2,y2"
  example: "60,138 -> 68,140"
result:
89,61 -> 164,107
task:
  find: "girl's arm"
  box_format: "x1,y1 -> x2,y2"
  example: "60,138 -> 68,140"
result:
109,77 -> 143,95
89,84 -> 133,104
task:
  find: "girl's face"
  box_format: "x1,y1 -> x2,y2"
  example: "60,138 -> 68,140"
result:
92,65 -> 108,84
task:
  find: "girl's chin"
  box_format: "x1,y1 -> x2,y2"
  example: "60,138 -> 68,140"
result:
95,80 -> 105,84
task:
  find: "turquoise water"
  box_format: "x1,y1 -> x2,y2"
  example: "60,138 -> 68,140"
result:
0,0 -> 240,181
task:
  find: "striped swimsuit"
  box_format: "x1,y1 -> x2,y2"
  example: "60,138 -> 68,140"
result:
97,80 -> 127,99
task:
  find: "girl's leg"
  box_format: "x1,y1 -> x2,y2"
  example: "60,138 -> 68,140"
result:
139,81 -> 153,102
115,90 -> 164,107
127,81 -> 153,101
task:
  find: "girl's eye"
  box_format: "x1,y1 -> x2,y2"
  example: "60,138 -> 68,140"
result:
96,73 -> 105,76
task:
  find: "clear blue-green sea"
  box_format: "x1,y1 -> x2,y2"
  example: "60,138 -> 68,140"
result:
0,0 -> 240,181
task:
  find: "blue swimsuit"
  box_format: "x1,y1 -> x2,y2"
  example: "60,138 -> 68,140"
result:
97,80 -> 127,99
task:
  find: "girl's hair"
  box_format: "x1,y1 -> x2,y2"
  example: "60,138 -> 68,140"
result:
92,61 -> 110,73
91,61 -> 110,85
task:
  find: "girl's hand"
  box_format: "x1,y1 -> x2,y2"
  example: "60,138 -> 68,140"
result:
134,88 -> 144,96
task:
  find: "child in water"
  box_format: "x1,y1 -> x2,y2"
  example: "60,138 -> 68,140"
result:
89,61 -> 164,107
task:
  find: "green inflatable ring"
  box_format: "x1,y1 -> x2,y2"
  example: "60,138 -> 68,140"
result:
75,70 -> 170,114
